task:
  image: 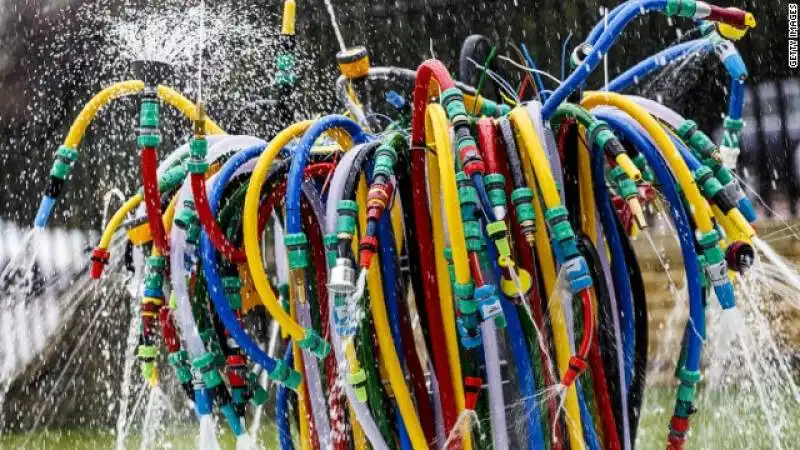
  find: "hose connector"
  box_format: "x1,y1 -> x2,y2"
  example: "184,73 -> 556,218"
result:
725,240 -> 755,273
511,187 -> 537,244
545,206 -> 580,264
475,285 -> 506,328
336,200 -> 359,243
484,173 -> 507,220
570,42 -> 592,69
610,166 -> 647,230
457,172 -> 479,220
284,232 -> 309,270
90,248 -> 110,279
698,229 -> 735,309
222,276 -> 243,311
719,116 -> 743,170
347,369 -> 369,403
590,121 -> 643,182
267,359 -> 302,391
137,345 -> 159,386
247,372 -> 268,406
632,153 -> 655,183
455,282 -> 481,349
299,328 -> 331,359
464,376 -> 483,411
695,166 -> 735,213
50,145 -> 79,182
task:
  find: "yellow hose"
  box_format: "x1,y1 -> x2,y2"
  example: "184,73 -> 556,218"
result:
98,194 -> 142,250
62,81 -> 224,151
242,121 -> 354,344
577,131 -> 598,243
357,176 -> 427,449
157,85 -> 224,135
582,92 -> 716,234
426,104 -> 472,450
512,106 -> 585,448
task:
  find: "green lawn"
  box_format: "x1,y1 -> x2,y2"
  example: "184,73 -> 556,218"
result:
3,386 -> 800,449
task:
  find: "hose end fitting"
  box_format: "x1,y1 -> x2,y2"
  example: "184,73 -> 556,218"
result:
298,329 -> 331,359
475,285 -> 506,328
268,359 -> 302,391
90,248 -> 110,279
725,240 -> 755,273
561,355 -> 589,388
347,369 -> 369,403
464,376 -> 483,411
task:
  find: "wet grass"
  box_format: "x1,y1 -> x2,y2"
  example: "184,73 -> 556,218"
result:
0,422 -> 280,450
3,386 -> 800,449
637,385 -> 800,449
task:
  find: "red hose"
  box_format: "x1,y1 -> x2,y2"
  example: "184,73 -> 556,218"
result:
194,162 -> 336,264
140,147 -> 170,255
302,191 -> 349,450
193,173 -> 246,262
410,58 -> 460,445
478,119 -> 564,449
476,118 -> 500,173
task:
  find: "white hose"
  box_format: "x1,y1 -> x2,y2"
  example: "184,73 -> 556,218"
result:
324,144 -> 390,450
170,136 -> 263,358
481,320 -> 509,450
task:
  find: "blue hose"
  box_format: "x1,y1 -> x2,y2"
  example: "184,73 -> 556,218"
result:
376,191 -> 412,450
595,110 -> 704,373
277,346 -> 295,450
485,235 -> 545,450
286,115 -> 369,234
200,144 -> 279,374
577,380 -> 602,450
543,0 -> 667,119
585,132 -> 636,388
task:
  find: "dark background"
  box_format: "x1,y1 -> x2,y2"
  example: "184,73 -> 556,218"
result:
0,0 -> 797,230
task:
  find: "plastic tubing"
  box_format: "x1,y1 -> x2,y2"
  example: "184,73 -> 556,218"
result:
243,121 -> 332,343
595,109 -> 706,449
510,106 -> 585,448
325,148 -> 394,450
486,237 -> 546,450
170,137 -> 250,359
596,108 -> 704,369
35,81 -> 222,229
581,92 -> 716,233
296,183 -> 334,449
276,346 -> 295,450
576,134 -> 632,450
630,96 -> 756,236
284,116 -> 369,234
476,118 -> 542,450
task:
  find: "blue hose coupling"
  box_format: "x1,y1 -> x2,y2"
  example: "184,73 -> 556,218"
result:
474,285 -> 506,328
714,282 -> 736,310
221,403 -> 244,436
563,255 -> 593,294
737,197 -> 757,223
34,195 -> 57,229
194,386 -> 213,417
298,328 -> 331,359
457,314 -> 482,349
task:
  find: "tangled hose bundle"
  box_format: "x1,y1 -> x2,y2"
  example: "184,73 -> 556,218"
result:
30,0 -> 773,448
